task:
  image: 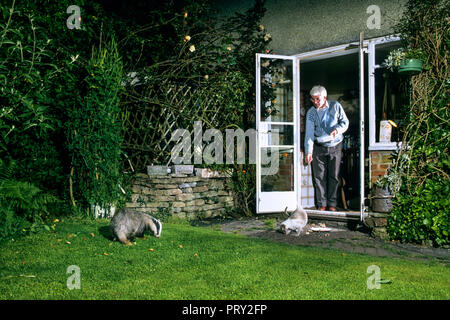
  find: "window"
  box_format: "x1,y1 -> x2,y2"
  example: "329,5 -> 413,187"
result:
368,36 -> 408,150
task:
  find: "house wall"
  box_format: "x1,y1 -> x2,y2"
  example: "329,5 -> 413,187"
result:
214,0 -> 407,54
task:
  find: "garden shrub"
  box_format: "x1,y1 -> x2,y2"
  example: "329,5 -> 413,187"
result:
66,39 -> 126,214
386,0 -> 449,246
0,1 -> 65,189
0,159 -> 58,240
388,180 -> 449,246
0,1 -> 70,238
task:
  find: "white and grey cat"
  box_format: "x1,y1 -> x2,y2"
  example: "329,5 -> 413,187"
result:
280,206 -> 308,236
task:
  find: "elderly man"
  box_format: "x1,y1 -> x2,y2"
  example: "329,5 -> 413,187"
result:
304,85 -> 349,211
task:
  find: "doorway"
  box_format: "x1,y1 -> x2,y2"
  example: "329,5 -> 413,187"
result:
255,35 -> 402,220
299,52 -> 361,216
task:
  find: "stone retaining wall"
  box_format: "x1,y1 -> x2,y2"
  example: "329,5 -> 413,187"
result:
126,167 -> 235,219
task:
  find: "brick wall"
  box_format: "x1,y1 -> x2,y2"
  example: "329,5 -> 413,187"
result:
370,151 -> 394,185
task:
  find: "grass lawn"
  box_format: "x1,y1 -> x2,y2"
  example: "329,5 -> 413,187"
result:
0,218 -> 448,300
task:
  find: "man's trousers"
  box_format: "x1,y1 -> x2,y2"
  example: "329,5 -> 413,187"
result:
311,142 -> 343,208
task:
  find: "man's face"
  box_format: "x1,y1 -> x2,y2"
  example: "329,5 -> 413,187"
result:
311,94 -> 327,109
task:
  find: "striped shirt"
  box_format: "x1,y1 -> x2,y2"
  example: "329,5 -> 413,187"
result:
304,101 -> 349,155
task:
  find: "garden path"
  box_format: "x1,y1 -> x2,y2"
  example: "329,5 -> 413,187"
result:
195,217 -> 449,263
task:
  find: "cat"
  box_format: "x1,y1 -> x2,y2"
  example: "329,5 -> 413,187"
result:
279,206 -> 308,236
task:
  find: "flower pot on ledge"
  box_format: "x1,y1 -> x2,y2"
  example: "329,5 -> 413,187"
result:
398,58 -> 423,75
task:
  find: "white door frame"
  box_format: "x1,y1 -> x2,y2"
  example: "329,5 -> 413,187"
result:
256,54 -> 300,214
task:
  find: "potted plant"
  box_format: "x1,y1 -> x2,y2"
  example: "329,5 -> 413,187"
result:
372,177 -> 395,213
383,48 -> 425,75
382,48 -> 405,72
398,48 -> 425,74
371,152 -> 409,213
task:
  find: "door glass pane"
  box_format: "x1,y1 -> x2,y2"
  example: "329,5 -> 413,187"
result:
261,147 -> 294,191
260,58 -> 293,122
259,124 -> 294,146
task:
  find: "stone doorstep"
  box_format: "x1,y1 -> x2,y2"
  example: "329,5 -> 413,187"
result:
369,211 -> 389,218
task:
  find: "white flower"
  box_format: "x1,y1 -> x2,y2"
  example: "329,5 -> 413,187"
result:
264,33 -> 271,41
184,35 -> 191,42
383,48 -> 405,72
189,45 -> 195,52
70,54 -> 79,64
259,24 -> 264,31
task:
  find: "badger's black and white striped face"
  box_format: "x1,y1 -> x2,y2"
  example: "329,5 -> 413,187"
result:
152,217 -> 162,237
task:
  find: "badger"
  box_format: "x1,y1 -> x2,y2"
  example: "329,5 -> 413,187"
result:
110,208 -> 162,245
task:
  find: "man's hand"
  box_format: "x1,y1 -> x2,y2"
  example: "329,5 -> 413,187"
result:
305,153 -> 313,164
330,129 -> 338,140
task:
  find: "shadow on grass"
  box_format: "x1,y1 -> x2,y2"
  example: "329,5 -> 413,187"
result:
99,225 -> 112,240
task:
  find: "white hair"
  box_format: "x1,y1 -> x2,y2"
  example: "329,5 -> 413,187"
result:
310,85 -> 327,97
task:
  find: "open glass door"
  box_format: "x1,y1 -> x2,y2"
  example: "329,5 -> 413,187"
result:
256,54 -> 299,213
292,36 -> 370,220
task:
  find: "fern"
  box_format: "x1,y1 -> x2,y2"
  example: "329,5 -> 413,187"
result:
0,159 -> 58,239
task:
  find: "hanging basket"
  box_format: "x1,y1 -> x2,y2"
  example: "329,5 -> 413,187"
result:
398,58 -> 423,75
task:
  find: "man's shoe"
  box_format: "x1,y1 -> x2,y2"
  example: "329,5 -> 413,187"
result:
328,206 -> 337,211
318,206 -> 326,211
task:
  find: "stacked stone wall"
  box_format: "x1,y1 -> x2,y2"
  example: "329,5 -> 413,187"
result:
126,167 -> 235,219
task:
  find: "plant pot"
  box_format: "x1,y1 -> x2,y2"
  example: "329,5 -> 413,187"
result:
371,187 -> 393,213
398,58 -> 423,75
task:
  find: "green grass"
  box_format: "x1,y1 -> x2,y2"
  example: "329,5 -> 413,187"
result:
0,218 -> 448,300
